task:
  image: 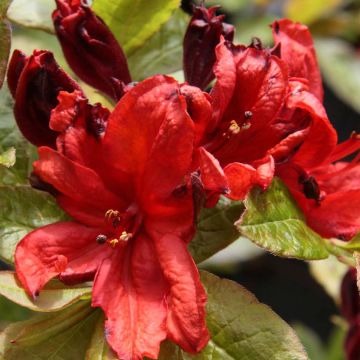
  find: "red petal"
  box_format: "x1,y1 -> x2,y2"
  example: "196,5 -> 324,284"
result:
180,84 -> 212,146
34,147 -> 125,213
104,75 -> 194,206
153,233 -> 209,353
286,82 -> 337,168
224,156 -> 274,200
272,19 -> 323,100
92,234 -> 167,360
197,147 -> 228,193
305,190 -> 360,239
15,222 -> 108,296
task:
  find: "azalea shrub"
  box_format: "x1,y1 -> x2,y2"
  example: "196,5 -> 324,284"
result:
0,0 -> 359,360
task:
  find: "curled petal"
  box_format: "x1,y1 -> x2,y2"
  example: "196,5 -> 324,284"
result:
15,222 -> 108,297
272,19 -> 323,100
7,49 -> 27,97
197,147 -> 228,193
286,81 -> 337,168
224,156 -> 274,200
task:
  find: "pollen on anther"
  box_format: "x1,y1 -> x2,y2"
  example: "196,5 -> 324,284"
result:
229,120 -> 241,135
119,231 -> 132,242
244,111 -> 253,119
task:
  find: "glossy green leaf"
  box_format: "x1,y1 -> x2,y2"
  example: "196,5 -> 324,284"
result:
157,271 -> 308,360
0,301 -> 100,359
0,147 -> 15,168
127,9 -> 189,80
92,0 -> 180,56
189,196 -> 244,264
237,178 -> 329,260
0,185 -> 67,264
316,38 -> 360,114
6,0 -> 55,33
0,271 -> 91,312
0,86 -> 37,185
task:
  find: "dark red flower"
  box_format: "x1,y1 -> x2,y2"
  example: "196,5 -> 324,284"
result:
53,0 -> 131,100
272,19 -> 323,101
7,49 -> 82,148
183,4 -> 234,90
15,76 -> 209,359
341,269 -> 360,360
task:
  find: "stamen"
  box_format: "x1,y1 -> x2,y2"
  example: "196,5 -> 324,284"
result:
109,239 -> 119,248
228,120 -> 241,135
119,231 -> 132,242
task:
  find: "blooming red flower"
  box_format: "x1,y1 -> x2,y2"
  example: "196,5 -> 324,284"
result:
183,4 -> 234,90
53,0 -> 131,100
341,269 -> 360,360
7,49 -> 82,147
15,76 -> 209,359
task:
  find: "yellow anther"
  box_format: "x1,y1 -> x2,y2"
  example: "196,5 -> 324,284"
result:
229,120 -> 241,135
242,122 -> 251,130
105,209 -> 120,220
109,239 -> 119,248
119,231 -> 132,242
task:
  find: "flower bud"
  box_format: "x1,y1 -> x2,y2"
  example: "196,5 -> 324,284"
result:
183,5 -> 234,90
53,0 -> 131,100
7,49 -> 82,147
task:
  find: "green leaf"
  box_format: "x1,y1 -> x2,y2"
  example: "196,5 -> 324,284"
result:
127,9 -> 189,80
189,196 -> 244,264
0,271 -> 92,312
0,185 -> 67,264
0,300 -> 100,359
92,0 -> 180,56
0,86 -> 37,185
316,38 -> 360,114
237,178 -> 329,260
85,313 -> 118,359
0,147 -> 15,168
0,295 -> 32,323
6,0 -> 55,33
157,271 -> 309,360
0,0 -> 11,89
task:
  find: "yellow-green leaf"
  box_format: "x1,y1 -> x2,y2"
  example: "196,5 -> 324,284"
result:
238,178 -> 329,260
0,147 -> 15,168
92,0 -> 180,55
0,271 -> 92,312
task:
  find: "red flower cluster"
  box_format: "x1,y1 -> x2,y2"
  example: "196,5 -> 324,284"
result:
8,1 -> 360,359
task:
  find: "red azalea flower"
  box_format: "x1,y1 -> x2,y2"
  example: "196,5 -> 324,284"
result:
53,0 -> 131,100
341,269 -> 360,360
7,49 -> 82,147
15,76 -> 209,359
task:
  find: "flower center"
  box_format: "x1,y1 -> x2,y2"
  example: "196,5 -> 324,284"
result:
96,205 -> 141,248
